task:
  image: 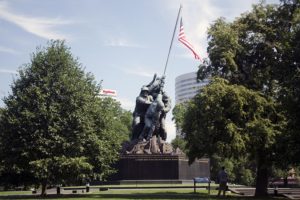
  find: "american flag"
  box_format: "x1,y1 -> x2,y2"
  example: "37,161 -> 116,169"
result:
178,18 -> 201,60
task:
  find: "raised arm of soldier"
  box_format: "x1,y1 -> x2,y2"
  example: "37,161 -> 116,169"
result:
147,74 -> 165,99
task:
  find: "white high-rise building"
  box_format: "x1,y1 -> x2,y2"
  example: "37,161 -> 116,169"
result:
175,72 -> 209,104
175,72 -> 209,137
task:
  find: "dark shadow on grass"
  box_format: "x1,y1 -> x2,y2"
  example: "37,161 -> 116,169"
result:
0,192 -> 284,200
91,192 -> 282,200
0,194 -> 90,199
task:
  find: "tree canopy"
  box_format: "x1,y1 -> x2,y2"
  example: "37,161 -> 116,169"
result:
190,0 -> 300,196
183,78 -> 285,196
0,40 -> 131,194
172,103 -> 188,132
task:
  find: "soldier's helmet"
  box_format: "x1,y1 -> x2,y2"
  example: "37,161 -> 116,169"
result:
141,86 -> 149,91
162,92 -> 169,100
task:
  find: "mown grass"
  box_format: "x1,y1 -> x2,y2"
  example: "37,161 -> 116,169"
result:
0,188 -> 285,200
64,182 -> 218,188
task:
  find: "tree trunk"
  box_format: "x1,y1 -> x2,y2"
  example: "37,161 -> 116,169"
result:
283,176 -> 288,187
255,155 -> 269,197
41,180 -> 47,196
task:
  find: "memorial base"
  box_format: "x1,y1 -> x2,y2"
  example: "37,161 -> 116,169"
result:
109,154 -> 209,181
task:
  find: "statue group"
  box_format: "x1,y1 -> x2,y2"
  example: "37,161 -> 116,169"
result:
122,73 -> 180,155
131,74 -> 171,142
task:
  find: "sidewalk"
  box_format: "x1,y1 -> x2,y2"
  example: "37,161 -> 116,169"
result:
229,187 -> 300,199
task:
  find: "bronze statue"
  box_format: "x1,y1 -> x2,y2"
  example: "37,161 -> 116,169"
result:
139,93 -> 164,141
131,74 -> 171,142
158,92 -> 171,141
131,86 -> 153,140
124,73 -> 175,155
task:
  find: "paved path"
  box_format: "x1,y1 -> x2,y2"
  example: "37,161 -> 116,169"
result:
230,187 -> 300,199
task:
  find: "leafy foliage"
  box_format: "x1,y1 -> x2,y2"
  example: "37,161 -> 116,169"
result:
171,99 -> 254,186
172,103 -> 188,131
194,0 -> 300,196
183,78 -> 285,195
184,78 -> 283,159
171,136 -> 187,153
0,40 -> 131,192
210,154 -> 255,186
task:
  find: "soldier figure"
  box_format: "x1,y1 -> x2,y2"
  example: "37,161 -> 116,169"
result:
131,86 -> 153,140
139,93 -> 164,141
158,92 -> 171,141
146,74 -> 165,99
132,73 -> 171,142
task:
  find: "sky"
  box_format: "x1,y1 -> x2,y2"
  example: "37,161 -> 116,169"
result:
0,0 -> 280,142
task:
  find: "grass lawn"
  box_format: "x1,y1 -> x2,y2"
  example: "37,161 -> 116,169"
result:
0,188 -> 286,200
64,183 -> 218,188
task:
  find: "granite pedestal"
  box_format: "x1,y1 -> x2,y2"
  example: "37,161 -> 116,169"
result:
110,154 -> 209,181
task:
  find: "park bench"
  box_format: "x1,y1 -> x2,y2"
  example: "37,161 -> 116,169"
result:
62,186 -> 88,194
15,186 -> 24,191
193,177 -> 211,194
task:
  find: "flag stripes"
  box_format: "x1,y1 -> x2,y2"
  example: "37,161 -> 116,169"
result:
178,18 -> 201,60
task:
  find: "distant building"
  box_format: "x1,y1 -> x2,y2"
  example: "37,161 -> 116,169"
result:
175,72 -> 209,137
175,72 -> 208,105
99,89 -> 117,99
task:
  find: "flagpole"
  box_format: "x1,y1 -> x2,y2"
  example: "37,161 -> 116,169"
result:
163,5 -> 182,76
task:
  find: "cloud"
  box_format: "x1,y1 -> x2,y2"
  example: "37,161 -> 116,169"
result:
165,117 -> 176,143
104,38 -> 144,48
0,46 -> 19,54
0,1 -> 73,40
0,89 -> 7,97
176,50 -> 208,60
0,68 -> 18,74
118,97 -> 135,111
122,66 -> 156,78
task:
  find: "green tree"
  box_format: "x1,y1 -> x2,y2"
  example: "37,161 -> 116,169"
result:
171,136 -> 187,153
172,91 -> 255,186
210,154 -> 255,186
183,78 -> 285,196
0,40 -> 128,195
196,1 -> 300,196
198,1 -> 300,165
172,103 -> 188,132
198,2 -> 293,94
276,1 -> 300,168
97,97 -> 132,143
